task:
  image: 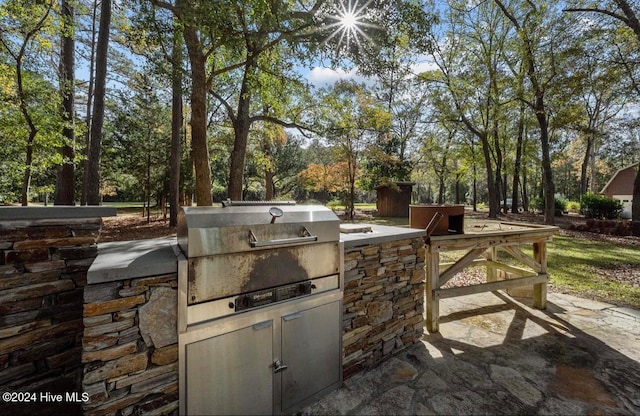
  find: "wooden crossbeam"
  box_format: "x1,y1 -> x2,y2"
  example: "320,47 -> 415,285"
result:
434,274 -> 548,299
501,245 -> 542,272
438,248 -> 487,287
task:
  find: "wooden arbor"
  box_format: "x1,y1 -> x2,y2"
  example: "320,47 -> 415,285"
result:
424,221 -> 559,332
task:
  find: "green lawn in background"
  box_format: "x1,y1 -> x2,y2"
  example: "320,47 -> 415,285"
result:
545,235 -> 640,309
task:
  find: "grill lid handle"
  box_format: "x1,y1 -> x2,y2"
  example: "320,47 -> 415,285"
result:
248,226 -> 318,248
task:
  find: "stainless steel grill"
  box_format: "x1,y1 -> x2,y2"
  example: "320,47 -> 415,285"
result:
177,203 -> 343,415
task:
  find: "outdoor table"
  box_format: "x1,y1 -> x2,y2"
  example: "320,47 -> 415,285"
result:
425,221 -> 559,332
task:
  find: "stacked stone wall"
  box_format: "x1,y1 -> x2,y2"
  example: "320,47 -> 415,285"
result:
81,274 -> 178,415
0,216 -> 101,414
342,237 -> 425,379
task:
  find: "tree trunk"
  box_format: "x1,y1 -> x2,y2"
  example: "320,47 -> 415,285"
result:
633,165 -> 640,236
146,151 -> 151,223
537,110 -> 555,225
512,100 -> 525,214
580,134 -> 592,197
479,134 -> 498,218
228,62 -> 256,201
17,55 -> 36,206
169,27 -> 182,225
86,0 -> 111,205
265,151 -> 274,201
588,133 -> 598,192
14,6 -> 52,205
81,0 -> 98,205
17,57 -> 37,206
55,0 -> 75,205
182,23 -> 212,206
21,133 -> 34,206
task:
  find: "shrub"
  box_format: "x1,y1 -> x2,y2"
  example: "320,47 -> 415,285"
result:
566,200 -> 580,213
530,196 -> 544,213
555,196 -> 568,212
580,192 -> 623,219
327,199 -> 342,209
529,196 -> 569,215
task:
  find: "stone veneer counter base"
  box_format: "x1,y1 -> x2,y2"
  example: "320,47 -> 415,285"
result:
0,207 -> 115,415
339,224 -> 426,379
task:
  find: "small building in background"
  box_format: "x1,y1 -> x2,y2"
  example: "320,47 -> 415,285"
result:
376,182 -> 415,217
600,162 -> 638,219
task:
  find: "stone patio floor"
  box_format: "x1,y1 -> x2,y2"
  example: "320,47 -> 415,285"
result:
300,291 -> 640,415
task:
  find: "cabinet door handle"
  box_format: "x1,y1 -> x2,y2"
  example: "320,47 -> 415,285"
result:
282,312 -> 302,321
252,320 -> 273,330
273,359 -> 288,373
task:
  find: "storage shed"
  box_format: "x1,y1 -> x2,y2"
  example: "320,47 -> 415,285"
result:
600,162 -> 638,219
375,182 -> 414,217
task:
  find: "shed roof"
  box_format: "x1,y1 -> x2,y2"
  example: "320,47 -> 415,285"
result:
600,162 -> 639,195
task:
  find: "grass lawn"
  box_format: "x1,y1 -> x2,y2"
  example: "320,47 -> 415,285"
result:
545,235 -> 640,309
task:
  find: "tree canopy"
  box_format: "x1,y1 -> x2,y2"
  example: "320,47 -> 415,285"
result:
0,0 -> 639,231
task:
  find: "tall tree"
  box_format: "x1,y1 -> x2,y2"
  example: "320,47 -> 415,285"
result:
170,22 -> 182,225
423,0 -> 510,218
564,0 -> 640,234
319,80 -> 390,218
0,0 -> 56,205
86,0 -> 111,205
494,0 -> 557,225
209,1 -> 324,201
55,0 -> 75,205
150,0 -> 226,206
80,0 -> 99,205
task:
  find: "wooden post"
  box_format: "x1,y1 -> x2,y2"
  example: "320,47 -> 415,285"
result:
486,247 -> 497,283
426,248 -> 440,332
533,241 -> 547,309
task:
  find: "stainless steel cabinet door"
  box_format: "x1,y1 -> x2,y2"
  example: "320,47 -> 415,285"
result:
280,301 -> 341,412
185,320 -> 274,415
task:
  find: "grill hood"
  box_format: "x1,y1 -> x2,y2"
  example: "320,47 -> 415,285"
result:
177,204 -> 340,258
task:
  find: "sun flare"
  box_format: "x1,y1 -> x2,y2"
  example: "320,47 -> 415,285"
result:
321,0 -> 377,50
340,11 -> 358,30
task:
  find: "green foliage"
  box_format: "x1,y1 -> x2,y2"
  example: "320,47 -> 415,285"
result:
327,199 -> 342,209
555,195 -> 568,212
106,72 -> 171,204
580,192 -> 623,219
566,200 -> 580,213
530,196 -> 544,213
529,195 -> 569,214
0,63 -> 65,203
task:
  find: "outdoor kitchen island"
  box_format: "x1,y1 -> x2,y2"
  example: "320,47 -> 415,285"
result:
82,212 -> 427,415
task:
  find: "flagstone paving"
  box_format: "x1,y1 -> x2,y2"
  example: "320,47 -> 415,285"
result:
300,291 -> 640,415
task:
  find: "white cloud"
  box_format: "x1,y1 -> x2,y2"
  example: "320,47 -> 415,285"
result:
411,58 -> 438,76
306,66 -> 368,87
